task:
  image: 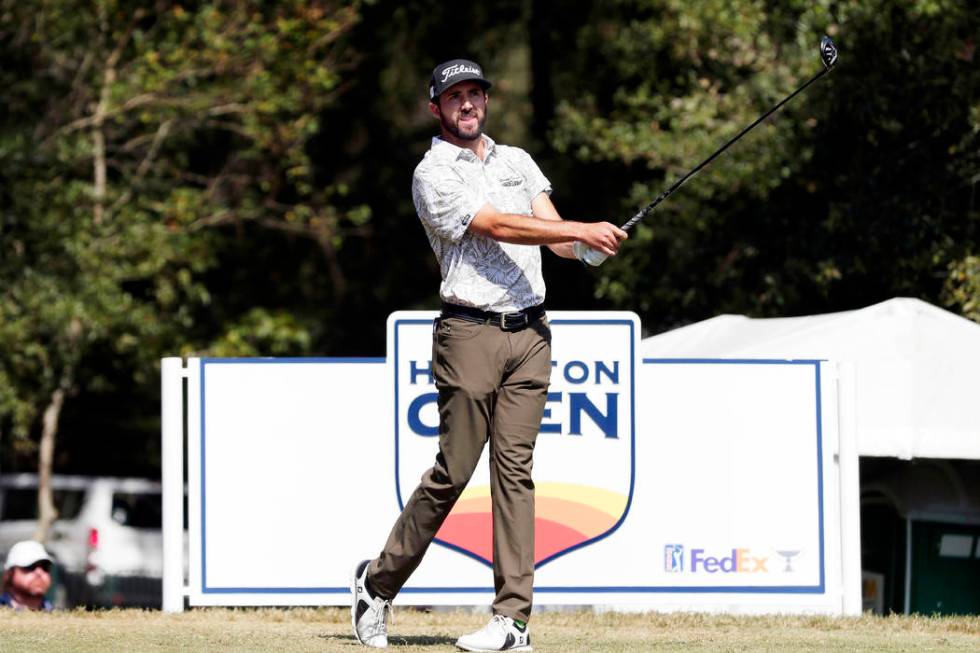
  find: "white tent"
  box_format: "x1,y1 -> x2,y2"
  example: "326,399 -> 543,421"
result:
641,297 -> 980,460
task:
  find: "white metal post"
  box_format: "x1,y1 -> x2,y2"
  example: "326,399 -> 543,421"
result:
185,357 -> 202,606
837,362 -> 863,615
161,357 -> 186,613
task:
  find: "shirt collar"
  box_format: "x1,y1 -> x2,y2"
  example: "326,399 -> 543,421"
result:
429,134 -> 496,162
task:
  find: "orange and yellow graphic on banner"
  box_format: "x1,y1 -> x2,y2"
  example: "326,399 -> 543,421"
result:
435,482 -> 628,565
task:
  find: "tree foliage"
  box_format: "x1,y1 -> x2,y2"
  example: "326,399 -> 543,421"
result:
545,0 -> 980,329
944,256 -> 980,323
0,1 -> 362,508
1,0 -> 979,482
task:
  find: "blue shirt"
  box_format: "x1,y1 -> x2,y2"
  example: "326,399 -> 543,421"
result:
0,591 -> 53,611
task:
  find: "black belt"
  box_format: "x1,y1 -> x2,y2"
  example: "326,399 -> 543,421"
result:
441,302 -> 545,332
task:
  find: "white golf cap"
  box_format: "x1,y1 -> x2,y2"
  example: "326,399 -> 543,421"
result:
4,540 -> 53,571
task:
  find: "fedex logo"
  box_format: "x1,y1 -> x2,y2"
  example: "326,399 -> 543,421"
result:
690,548 -> 769,573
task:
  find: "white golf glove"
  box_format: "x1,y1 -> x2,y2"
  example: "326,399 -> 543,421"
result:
573,241 -> 609,267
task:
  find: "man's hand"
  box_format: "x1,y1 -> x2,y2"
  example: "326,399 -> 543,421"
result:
578,222 -> 628,256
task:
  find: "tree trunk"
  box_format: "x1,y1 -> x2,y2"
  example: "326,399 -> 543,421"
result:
92,4 -> 137,224
33,386 -> 66,543
91,56 -> 115,225
33,14 -> 117,541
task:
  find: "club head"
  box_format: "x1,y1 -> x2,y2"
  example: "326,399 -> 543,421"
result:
820,35 -> 839,69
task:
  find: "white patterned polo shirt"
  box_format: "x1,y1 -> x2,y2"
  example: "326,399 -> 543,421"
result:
412,135 -> 552,312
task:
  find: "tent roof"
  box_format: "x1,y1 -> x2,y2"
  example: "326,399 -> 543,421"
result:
641,298 -> 980,460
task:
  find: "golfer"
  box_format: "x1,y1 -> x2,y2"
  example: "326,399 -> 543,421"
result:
352,58 -> 626,652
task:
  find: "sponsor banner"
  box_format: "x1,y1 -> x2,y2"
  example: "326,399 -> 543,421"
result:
186,312 -> 845,612
626,360 -> 827,591
189,358 -> 394,598
521,358 -> 831,595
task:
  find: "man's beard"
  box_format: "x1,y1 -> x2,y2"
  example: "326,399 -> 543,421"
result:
441,108 -> 486,141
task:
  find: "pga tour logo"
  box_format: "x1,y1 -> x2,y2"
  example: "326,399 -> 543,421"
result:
389,311 -> 638,569
664,544 -> 684,572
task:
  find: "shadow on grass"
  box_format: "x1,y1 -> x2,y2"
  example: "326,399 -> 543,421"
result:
390,635 -> 458,646
320,634 -> 458,647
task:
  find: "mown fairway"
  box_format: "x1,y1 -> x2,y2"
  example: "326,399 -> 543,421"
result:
1,608 -> 978,652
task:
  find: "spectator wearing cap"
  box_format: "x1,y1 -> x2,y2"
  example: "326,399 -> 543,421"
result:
1,540 -> 55,611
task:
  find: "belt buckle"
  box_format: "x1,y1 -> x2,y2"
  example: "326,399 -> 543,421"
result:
501,311 -> 528,331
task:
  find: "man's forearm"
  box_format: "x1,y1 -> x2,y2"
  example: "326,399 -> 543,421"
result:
469,209 -> 584,245
469,199 -> 627,257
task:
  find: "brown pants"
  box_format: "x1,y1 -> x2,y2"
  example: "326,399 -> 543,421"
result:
367,314 -> 552,622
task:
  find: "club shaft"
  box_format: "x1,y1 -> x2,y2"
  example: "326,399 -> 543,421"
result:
621,65 -> 831,231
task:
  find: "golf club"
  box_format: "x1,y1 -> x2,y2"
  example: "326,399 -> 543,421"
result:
575,35 -> 839,266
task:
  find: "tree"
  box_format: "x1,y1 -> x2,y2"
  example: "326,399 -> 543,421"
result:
4,0 -> 977,494
0,0 -> 362,540
541,0 -> 980,331
944,256 -> 980,323
943,91 -> 980,323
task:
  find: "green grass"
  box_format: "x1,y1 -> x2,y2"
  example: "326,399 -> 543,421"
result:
0,607 -> 978,652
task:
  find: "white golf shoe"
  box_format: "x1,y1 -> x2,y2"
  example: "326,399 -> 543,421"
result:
351,560 -> 391,648
456,614 -> 532,652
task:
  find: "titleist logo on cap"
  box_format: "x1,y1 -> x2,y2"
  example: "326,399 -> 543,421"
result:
429,58 -> 491,99
440,63 -> 481,84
